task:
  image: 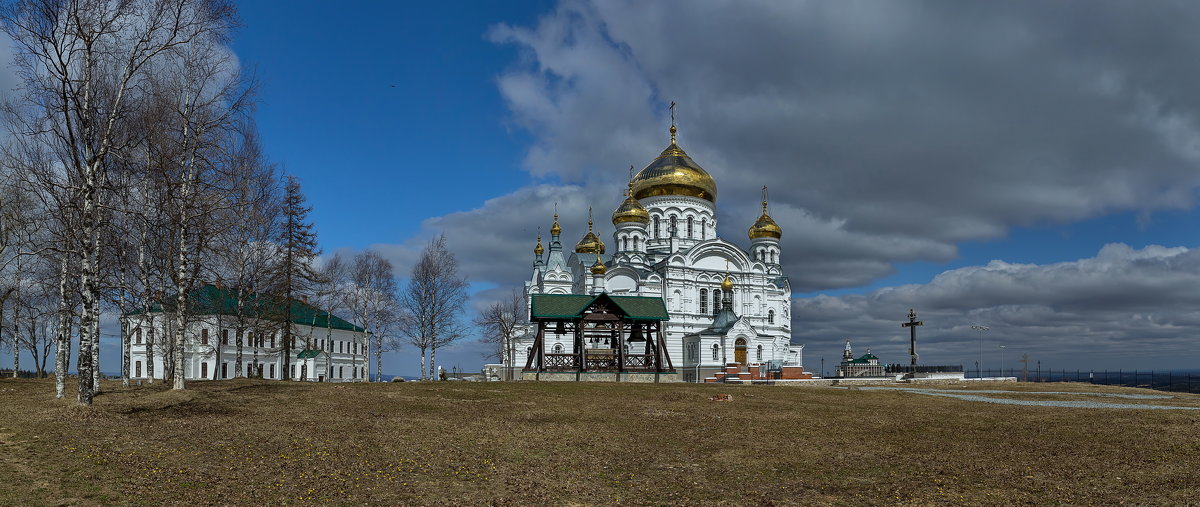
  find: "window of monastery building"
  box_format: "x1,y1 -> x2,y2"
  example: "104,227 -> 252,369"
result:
135,361 -> 142,377
712,343 -> 719,361
201,328 -> 209,345
201,362 -> 208,378
135,328 -> 142,344
222,329 -> 229,345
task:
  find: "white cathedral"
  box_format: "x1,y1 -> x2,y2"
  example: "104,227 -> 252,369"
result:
511,124 -> 803,382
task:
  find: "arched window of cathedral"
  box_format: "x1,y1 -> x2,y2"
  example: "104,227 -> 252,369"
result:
553,343 -> 563,353
670,216 -> 678,237
713,289 -> 722,314
687,216 -> 694,238
526,346 -> 532,357
699,289 -> 708,314
702,219 -> 707,238
653,217 -> 660,238
768,309 -> 775,324
757,345 -> 763,361
712,343 -> 720,361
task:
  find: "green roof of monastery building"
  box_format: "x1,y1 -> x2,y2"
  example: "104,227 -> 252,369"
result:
126,284 -> 365,333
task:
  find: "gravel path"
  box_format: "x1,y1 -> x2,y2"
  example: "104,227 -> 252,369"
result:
853,387 -> 1200,410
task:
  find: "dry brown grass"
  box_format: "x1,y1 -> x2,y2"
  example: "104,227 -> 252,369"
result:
0,378 -> 1197,505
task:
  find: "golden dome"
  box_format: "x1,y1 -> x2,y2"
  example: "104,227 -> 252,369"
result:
534,231 -> 544,256
749,186 -> 782,240
575,209 -> 606,254
590,255 -> 607,275
631,126 -> 717,202
550,212 -> 562,236
612,180 -> 650,225
721,274 -> 734,291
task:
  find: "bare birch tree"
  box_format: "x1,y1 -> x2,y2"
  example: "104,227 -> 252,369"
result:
347,250 -> 399,382
473,290 -> 526,381
1,0 -> 238,404
398,235 -> 468,381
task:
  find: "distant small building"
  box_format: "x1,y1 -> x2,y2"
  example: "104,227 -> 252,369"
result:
123,284 -> 370,382
836,340 -> 885,377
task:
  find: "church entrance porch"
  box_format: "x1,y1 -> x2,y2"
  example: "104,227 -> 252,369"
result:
734,338 -> 748,364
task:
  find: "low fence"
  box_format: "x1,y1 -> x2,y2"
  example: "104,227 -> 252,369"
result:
0,370 -> 43,379
968,368 -> 1200,394
884,364 -> 964,374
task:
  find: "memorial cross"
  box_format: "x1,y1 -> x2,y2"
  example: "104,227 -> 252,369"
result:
901,308 -> 923,367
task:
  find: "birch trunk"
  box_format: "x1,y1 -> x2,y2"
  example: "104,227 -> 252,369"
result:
77,169 -> 100,405
429,346 -> 436,381
91,292 -> 100,393
55,256 -> 70,398
11,297 -> 20,377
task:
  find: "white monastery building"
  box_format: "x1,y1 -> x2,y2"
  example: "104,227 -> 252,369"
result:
512,124 -> 804,381
123,285 -> 370,382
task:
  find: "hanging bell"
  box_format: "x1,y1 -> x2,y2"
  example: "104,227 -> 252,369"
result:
629,324 -> 645,342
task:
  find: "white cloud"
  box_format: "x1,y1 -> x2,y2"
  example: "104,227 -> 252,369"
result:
793,244 -> 1200,370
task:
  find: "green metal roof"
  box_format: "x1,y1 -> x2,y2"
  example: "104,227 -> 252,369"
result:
530,293 -> 669,321
126,284 -> 365,333
297,349 -> 323,359
848,353 -> 879,364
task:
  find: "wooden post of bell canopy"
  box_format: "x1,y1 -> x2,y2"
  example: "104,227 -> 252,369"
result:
660,322 -> 674,371
617,320 -> 625,376
529,320 -> 547,380
524,320 -> 543,371
577,319 -> 586,373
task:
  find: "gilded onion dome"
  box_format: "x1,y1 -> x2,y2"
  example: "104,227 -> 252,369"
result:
550,211 -> 562,237
612,179 -> 650,225
575,208 -> 606,254
590,255 -> 607,275
534,230 -> 544,256
748,186 -> 782,240
631,125 -> 718,202
721,273 -> 734,291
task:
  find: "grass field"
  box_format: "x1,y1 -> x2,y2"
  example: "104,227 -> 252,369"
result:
0,378 -> 1197,505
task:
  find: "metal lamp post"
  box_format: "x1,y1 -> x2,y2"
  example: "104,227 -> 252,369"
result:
971,325 -> 989,378
999,345 -> 1006,378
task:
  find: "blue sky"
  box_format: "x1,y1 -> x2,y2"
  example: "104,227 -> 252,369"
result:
231,1 -> 551,250
6,1 -> 1200,377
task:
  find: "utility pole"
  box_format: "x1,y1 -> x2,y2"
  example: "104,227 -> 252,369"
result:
971,325 -> 989,378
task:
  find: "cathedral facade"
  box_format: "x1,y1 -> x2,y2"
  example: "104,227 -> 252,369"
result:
512,125 -> 803,382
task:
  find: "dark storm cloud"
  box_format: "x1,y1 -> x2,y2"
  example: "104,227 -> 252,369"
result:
353,2 -> 1200,368
793,244 -> 1200,370
479,0 -> 1200,291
